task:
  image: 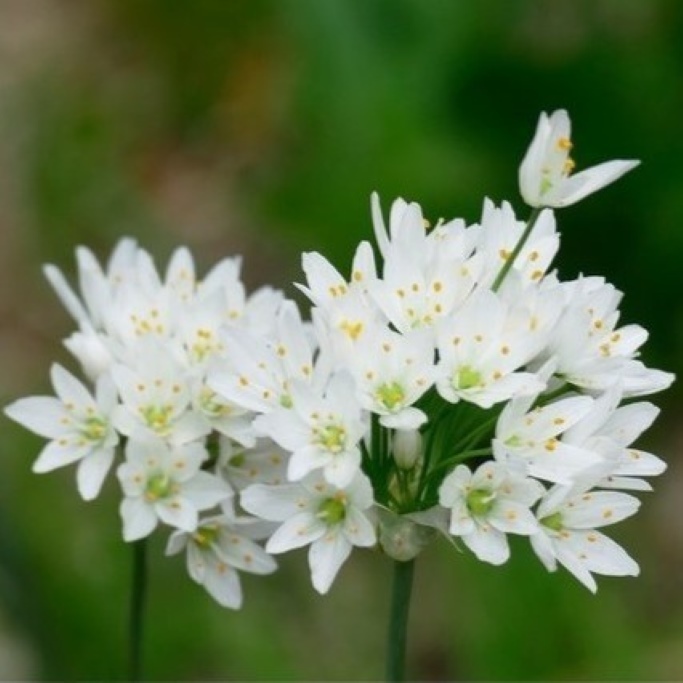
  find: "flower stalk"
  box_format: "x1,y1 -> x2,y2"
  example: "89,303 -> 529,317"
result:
129,538 -> 148,682
386,559 -> 416,683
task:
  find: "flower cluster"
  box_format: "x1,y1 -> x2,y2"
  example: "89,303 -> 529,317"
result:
5,109 -> 673,603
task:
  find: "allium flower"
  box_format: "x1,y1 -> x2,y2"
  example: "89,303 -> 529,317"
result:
367,194 -> 482,339
561,387 -> 666,491
208,301 -> 319,414
217,437 -> 289,490
493,393 -> 603,484
540,276 -> 674,396
348,327 -> 435,429
439,461 -> 544,565
531,484 -> 640,592
111,341 -> 209,445
241,472 -> 376,594
4,364 -> 119,500
519,109 -> 639,208
166,501 -> 277,609
254,372 -> 367,488
477,200 -> 559,288
117,439 -> 230,541
434,289 -> 546,408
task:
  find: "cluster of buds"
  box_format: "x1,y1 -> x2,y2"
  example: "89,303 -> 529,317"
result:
6,110 -> 672,604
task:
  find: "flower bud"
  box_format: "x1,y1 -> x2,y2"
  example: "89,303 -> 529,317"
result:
392,429 -> 423,470
378,510 -> 436,561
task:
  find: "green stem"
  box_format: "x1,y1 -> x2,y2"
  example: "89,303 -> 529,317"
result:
385,559 -> 416,682
129,538 -> 148,682
492,207 -> 543,292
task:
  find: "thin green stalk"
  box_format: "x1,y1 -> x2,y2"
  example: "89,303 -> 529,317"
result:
448,412 -> 499,456
492,207 -> 543,292
129,538 -> 148,682
423,447 -> 494,482
385,559 -> 416,682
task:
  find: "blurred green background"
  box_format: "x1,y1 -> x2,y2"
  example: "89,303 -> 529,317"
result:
1,0 -> 683,679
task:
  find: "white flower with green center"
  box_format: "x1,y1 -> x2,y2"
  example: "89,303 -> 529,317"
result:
438,461 -> 543,565
166,503 -> 277,609
519,109 -> 639,208
240,472 -> 376,594
530,484 -> 640,592
493,394 -> 603,484
117,439 -> 230,541
4,364 -> 119,500
111,342 -> 209,445
350,328 -> 434,429
253,373 -> 366,488
435,289 -> 546,409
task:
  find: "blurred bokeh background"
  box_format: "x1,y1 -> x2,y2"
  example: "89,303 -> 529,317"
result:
1,0 -> 683,679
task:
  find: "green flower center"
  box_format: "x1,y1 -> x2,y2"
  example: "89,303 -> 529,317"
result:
466,488 -> 495,517
540,512 -> 564,532
317,495 -> 347,525
144,472 -> 176,502
141,404 -> 174,433
229,453 -> 246,468
198,387 -> 225,417
193,524 -> 220,549
376,382 -> 405,411
504,434 -> 523,447
454,365 -> 482,390
280,394 -> 294,409
316,424 -> 347,453
81,416 -> 107,442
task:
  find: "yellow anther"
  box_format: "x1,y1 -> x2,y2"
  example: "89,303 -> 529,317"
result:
557,136 -> 573,151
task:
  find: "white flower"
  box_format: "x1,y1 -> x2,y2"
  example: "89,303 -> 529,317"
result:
4,364 -> 119,500
349,327 -> 435,429
477,199 -> 559,288
197,255 -> 284,338
519,109 -> 639,208
208,301 -> 319,414
218,437 -> 289,490
530,484 -> 640,592
240,472 -> 376,594
439,461 -> 543,565
435,289 -> 547,408
254,372 -> 367,488
368,194 -> 479,335
561,387 -> 666,491
493,394 -> 603,484
117,439 -> 230,541
298,241 -> 377,310
166,502 -> 277,609
542,276 -> 674,397
42,238 -> 139,330
111,341 -> 209,445
62,323 -> 117,381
